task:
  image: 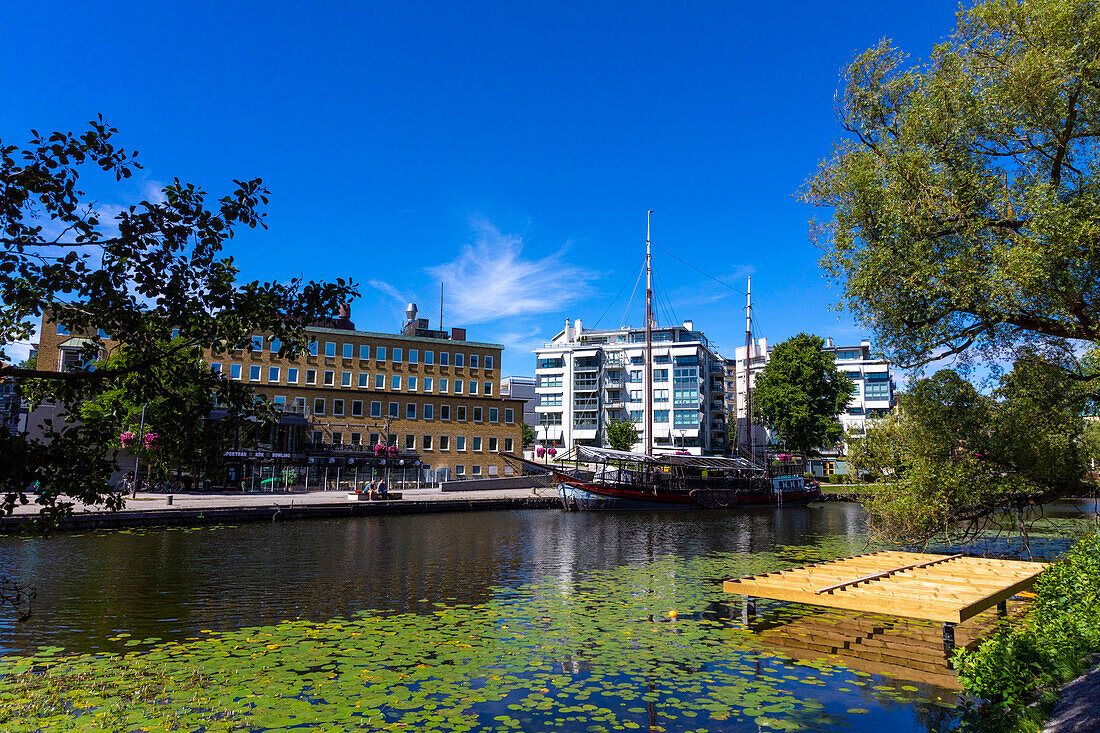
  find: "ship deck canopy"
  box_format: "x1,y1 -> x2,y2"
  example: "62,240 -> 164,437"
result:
724,551 -> 1047,625
568,445 -> 760,471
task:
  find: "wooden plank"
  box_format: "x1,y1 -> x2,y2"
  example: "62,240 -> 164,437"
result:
723,581 -> 961,622
956,573 -> 1044,622
815,554 -> 965,594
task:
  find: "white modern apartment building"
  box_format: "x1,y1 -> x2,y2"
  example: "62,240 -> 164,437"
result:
533,318 -> 728,455
732,336 -> 896,470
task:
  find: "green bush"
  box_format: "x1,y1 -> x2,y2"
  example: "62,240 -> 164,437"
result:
953,531 -> 1100,717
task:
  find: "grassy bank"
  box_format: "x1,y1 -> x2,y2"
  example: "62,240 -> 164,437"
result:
953,529 -> 1100,731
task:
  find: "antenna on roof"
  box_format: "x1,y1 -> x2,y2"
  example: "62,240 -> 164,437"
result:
440,282 -> 444,331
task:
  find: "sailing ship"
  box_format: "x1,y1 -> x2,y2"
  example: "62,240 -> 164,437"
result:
545,212 -> 820,511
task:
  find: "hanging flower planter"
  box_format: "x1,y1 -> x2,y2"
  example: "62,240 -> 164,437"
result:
387,445 -> 399,457
374,443 -> 386,455
547,447 -> 557,458
535,447 -> 546,458
143,432 -> 159,450
120,431 -> 137,449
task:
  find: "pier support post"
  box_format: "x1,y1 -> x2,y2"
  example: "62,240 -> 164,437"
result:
741,596 -> 757,626
942,622 -> 956,656
997,600 -> 1007,617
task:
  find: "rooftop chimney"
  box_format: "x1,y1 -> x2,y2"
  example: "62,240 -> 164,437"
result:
564,319 -> 574,342
575,318 -> 583,337
406,302 -> 418,324
683,320 -> 693,331
826,336 -> 834,348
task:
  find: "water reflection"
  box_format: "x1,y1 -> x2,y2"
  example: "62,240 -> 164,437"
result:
0,504 -> 867,655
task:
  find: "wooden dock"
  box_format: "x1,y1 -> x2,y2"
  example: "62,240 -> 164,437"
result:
724,550 -> 1047,652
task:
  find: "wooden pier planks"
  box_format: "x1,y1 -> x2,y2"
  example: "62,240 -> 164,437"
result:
723,551 -> 1047,624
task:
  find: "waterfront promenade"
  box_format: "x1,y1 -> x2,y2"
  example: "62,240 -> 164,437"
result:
0,486 -> 562,532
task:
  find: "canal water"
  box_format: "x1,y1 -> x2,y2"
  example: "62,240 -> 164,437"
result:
0,503 -> 1087,732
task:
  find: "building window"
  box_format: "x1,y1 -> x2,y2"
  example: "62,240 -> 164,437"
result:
537,357 -> 563,369
440,435 -> 450,450
654,389 -> 669,401
489,408 -> 498,422
455,353 -> 464,367
389,402 -> 399,417
505,409 -> 514,423
473,407 -> 483,422
629,370 -> 643,383
654,410 -> 669,423
359,373 -> 369,388
352,400 -> 364,417
332,432 -> 342,445
333,399 -> 345,416
409,349 -> 418,364
251,335 -> 264,351
391,375 -> 401,390
865,382 -> 890,400
629,410 -> 644,421
360,344 -> 370,360
324,370 -> 335,386
350,432 -> 361,445
673,409 -> 697,427
325,342 -> 336,358
470,354 -> 479,368
343,343 -> 353,359
457,406 -> 467,421
406,403 -> 417,419
314,398 -> 325,415
375,374 -> 385,389
249,365 -> 261,381
424,350 -> 434,365
308,341 -> 318,356
471,465 -> 482,476
538,393 -> 563,406
376,346 -> 387,361
439,378 -> 449,393
504,437 -> 513,452
455,465 -> 464,475
423,434 -> 433,450
454,379 -> 463,395
312,430 -> 323,444
488,437 -> 497,452
269,338 -> 281,354
485,355 -> 494,370
294,397 -> 306,412
629,390 -> 643,402
424,377 -> 433,392
287,367 -> 299,383
539,412 -> 563,426
273,395 -> 286,409
305,369 -> 316,385
405,433 -> 415,450
407,376 -> 417,391
484,382 -> 493,395
268,366 -> 280,382
342,371 -> 352,387
369,432 -> 380,446
371,401 -> 382,417
424,404 -> 434,420
653,369 -> 669,382
457,436 -> 467,451
469,381 -> 477,395
538,374 -> 563,387
441,405 -> 451,420
211,362 -> 223,375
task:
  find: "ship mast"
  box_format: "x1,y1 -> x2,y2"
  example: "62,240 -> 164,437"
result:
644,210 -> 654,457
744,276 -> 753,462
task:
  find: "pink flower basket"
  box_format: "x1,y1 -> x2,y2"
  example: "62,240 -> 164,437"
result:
387,445 -> 399,457
374,443 -> 386,455
547,447 -> 557,458
143,432 -> 159,450
535,447 -> 546,458
120,431 -> 137,449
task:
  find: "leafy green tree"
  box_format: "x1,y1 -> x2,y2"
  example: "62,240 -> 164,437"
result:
521,422 -> 535,449
0,119 -> 358,524
604,419 -> 639,452
753,333 -> 854,456
851,357 -> 1089,546
805,0 -> 1100,377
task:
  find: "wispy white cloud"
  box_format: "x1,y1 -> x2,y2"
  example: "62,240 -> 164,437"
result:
368,279 -> 414,305
490,325 -> 549,362
428,219 -> 594,326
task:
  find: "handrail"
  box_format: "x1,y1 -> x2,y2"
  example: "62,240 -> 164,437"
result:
814,553 -> 965,594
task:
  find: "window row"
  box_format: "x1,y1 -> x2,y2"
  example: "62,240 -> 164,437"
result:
310,431 -> 514,455
274,396 -> 514,424
211,363 -> 495,395
243,337 -> 494,369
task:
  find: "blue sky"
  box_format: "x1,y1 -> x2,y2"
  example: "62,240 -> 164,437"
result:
3,0 -> 961,375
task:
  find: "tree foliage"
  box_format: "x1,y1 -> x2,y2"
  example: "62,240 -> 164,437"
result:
805,0 -> 1100,375
850,355 -> 1089,546
604,419 -> 639,453
753,333 -> 853,456
0,119 -> 358,524
521,422 -> 536,449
